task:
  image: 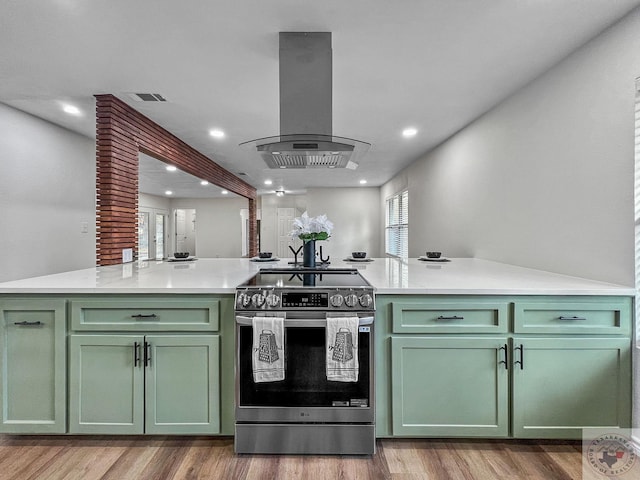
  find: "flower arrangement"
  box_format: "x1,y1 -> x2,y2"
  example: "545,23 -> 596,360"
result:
289,211 -> 333,243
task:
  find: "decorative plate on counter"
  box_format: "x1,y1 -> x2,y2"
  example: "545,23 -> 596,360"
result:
418,256 -> 450,262
250,257 -> 280,262
343,257 -> 374,262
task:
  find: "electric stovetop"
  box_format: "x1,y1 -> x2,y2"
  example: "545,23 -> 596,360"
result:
239,268 -> 372,289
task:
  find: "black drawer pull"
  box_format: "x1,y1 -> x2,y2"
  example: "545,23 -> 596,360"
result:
498,344 -> 508,370
514,344 -> 524,370
131,314 -> 157,319
144,341 -> 152,367
436,315 -> 464,321
498,343 -> 509,370
13,321 -> 43,326
134,342 -> 141,367
558,316 -> 587,321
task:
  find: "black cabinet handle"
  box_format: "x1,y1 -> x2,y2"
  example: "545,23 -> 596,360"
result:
514,344 -> 524,370
436,315 -> 464,321
558,315 -> 587,321
134,342 -> 141,367
144,341 -> 151,367
498,344 -> 508,370
13,321 -> 43,326
131,314 -> 157,319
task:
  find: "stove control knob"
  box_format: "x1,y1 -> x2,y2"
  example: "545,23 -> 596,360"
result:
251,293 -> 266,308
238,293 -> 252,308
266,293 -> 280,308
344,293 -> 359,308
330,294 -> 344,307
359,294 -> 373,308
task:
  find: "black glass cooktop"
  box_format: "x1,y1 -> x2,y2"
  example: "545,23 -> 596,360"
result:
239,268 -> 372,289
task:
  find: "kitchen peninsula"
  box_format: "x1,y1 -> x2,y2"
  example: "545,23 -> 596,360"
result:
0,258 -> 634,440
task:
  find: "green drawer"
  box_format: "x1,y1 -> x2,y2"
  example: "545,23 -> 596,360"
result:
513,297 -> 631,335
70,297 -> 219,332
391,300 -> 508,334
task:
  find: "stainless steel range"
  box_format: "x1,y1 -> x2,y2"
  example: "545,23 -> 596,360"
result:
234,267 -> 375,455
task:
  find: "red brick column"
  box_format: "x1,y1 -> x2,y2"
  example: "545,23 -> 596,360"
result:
96,94 -> 257,265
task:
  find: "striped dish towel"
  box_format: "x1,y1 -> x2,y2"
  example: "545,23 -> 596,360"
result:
252,316 -> 285,382
326,317 -> 359,382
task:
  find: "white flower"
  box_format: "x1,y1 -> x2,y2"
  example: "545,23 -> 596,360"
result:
311,214 -> 333,235
289,211 -> 333,241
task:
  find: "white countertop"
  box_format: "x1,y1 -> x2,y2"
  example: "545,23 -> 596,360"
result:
0,257 -> 634,296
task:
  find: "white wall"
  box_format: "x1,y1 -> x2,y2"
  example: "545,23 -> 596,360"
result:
169,197 -> 248,258
139,192 -> 171,211
258,189 -> 381,260
383,8 -> 640,287
0,103 -> 95,282
306,188 -> 382,261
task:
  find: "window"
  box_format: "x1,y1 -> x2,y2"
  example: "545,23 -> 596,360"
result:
385,190 -> 408,257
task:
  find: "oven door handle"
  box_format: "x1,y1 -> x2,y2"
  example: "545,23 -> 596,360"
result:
234,315 -> 374,327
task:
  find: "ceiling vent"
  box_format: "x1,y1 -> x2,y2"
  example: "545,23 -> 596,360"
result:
128,93 -> 167,102
241,32 -> 369,169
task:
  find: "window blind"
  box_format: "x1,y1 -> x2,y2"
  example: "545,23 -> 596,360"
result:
634,79 -> 640,327
385,190 -> 408,257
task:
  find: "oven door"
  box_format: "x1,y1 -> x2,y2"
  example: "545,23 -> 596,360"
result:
235,314 -> 374,424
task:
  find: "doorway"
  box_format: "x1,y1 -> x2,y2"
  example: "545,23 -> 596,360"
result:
276,207 -> 300,258
138,208 -> 168,260
175,208 -> 197,255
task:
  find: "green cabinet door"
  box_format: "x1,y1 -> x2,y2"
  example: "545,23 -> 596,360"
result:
69,334 -> 220,435
391,336 -> 509,437
0,298 -> 66,433
69,335 -> 145,434
512,337 -> 631,439
145,335 -> 220,434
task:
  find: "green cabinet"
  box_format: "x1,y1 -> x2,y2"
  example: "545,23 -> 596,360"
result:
511,337 -> 630,438
69,334 -> 220,434
145,335 -> 220,434
391,299 -> 509,334
0,298 -> 66,433
68,294 -> 230,435
391,336 -> 509,437
513,298 -> 630,335
70,298 -> 220,331
376,295 -> 632,440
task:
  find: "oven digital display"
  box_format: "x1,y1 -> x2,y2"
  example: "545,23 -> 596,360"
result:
281,292 -> 328,308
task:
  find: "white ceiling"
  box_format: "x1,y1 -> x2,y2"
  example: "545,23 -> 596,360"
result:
138,152 -> 241,199
2,0 -> 639,198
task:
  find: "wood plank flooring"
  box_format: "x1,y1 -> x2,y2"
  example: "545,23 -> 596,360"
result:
0,436 -> 583,480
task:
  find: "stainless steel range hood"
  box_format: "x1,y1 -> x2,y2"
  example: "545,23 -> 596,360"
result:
241,32 -> 370,169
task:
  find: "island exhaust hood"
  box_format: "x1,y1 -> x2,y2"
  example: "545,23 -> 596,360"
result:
240,32 -> 370,169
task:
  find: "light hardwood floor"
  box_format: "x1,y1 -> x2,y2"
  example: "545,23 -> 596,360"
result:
0,436 -> 583,480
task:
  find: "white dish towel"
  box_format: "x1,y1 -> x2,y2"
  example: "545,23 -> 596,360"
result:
326,316 -> 359,382
252,316 -> 285,383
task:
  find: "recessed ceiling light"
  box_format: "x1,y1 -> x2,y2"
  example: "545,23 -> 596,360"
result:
62,104 -> 81,116
200,180 -> 209,186
328,165 -> 336,169
221,190 -> 228,195
279,166 -> 287,169
165,190 -> 173,196
264,180 -> 273,186
273,151 -> 281,155
166,165 -> 177,172
209,129 -> 225,138
402,127 -> 418,138
359,179 -> 367,185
